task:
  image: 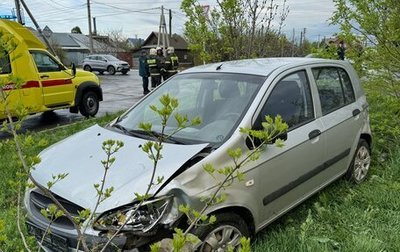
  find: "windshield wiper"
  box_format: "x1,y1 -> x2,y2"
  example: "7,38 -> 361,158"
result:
148,131 -> 186,144
112,124 -> 185,144
112,124 -> 150,139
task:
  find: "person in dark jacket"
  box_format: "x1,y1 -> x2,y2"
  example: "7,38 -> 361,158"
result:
138,50 -> 150,95
156,47 -> 168,82
337,40 -> 346,60
147,48 -> 161,89
165,46 -> 179,79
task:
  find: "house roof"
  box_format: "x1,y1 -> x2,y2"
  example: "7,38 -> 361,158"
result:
29,27 -> 118,52
141,31 -> 188,50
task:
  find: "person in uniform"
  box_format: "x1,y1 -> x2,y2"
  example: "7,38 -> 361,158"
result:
165,46 -> 179,79
156,47 -> 168,82
138,50 -> 150,95
147,48 -> 161,89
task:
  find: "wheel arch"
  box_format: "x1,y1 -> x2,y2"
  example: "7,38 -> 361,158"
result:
208,206 -> 256,236
83,64 -> 91,70
360,133 -> 372,150
75,81 -> 103,106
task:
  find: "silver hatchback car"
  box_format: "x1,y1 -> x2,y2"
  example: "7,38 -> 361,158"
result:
25,58 -> 371,251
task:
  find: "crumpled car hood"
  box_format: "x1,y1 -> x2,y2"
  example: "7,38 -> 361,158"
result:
31,124 -> 208,213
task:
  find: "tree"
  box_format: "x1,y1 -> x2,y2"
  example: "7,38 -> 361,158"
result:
71,26 -> 82,34
181,0 -> 290,64
331,0 -> 400,97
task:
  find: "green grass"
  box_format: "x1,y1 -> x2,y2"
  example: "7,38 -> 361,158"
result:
252,151 -> 400,251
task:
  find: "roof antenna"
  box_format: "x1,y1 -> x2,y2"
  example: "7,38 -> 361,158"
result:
216,63 -> 223,70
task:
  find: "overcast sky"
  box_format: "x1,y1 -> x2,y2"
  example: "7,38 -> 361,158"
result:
1,0 -> 338,42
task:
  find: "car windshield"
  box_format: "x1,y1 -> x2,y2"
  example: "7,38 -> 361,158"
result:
104,55 -> 119,61
116,73 -> 265,144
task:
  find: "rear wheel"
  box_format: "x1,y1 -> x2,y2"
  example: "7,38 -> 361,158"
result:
346,139 -> 371,184
194,213 -> 250,252
80,91 -> 99,117
107,66 -> 116,75
83,65 -> 92,72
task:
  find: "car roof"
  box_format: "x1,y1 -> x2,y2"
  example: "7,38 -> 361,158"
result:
85,54 -> 114,57
182,57 -> 350,77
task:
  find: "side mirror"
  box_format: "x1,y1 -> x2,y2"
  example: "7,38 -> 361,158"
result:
71,63 -> 76,76
245,131 -> 288,150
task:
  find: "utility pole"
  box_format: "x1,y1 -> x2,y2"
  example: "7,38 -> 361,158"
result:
157,6 -> 170,56
87,0 -> 94,53
291,28 -> 295,56
14,0 -> 23,24
93,17 -> 97,36
19,0 -> 57,56
169,9 -> 172,38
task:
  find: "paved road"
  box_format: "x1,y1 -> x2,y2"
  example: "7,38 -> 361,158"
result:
0,70 -> 145,139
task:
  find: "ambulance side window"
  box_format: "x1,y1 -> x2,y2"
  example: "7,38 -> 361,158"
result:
0,54 -> 11,74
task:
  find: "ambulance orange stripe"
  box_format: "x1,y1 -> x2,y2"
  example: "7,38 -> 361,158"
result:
42,79 -> 73,87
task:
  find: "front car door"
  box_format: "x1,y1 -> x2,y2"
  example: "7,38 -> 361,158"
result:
30,50 -> 74,107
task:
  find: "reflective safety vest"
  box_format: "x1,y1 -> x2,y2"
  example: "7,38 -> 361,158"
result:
167,55 -> 179,73
147,57 -> 160,76
170,56 -> 179,70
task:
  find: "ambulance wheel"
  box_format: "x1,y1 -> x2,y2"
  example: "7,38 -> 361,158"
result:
80,91 -> 99,118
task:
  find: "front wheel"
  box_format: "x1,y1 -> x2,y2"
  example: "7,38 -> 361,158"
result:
121,70 -> 128,75
83,65 -> 92,72
194,213 -> 250,252
346,139 -> 371,184
107,66 -> 116,75
79,91 -> 99,118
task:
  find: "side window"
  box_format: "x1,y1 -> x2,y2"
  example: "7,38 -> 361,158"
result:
30,51 -> 61,72
0,54 -> 11,74
256,71 -> 314,129
312,67 -> 354,115
339,68 -> 355,103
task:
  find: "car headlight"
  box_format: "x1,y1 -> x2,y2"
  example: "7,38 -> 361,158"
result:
93,195 -> 172,233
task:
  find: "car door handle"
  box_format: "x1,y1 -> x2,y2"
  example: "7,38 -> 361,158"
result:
352,109 -> 361,117
40,75 -> 49,79
308,129 -> 321,140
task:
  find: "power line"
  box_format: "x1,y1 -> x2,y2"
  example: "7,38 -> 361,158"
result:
92,1 -> 160,12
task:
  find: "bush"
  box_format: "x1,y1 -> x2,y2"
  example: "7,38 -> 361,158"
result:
364,79 -> 400,160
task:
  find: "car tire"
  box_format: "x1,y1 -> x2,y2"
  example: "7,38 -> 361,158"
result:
121,70 -> 128,75
193,212 -> 250,252
83,65 -> 92,72
79,91 -> 99,118
99,71 -> 104,75
107,66 -> 116,75
345,139 -> 371,184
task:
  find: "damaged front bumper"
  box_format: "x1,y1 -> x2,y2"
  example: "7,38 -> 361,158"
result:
24,189 -> 183,251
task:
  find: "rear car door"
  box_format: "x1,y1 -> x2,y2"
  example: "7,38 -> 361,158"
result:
252,70 -> 327,224
311,66 -> 362,175
30,51 -> 74,107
